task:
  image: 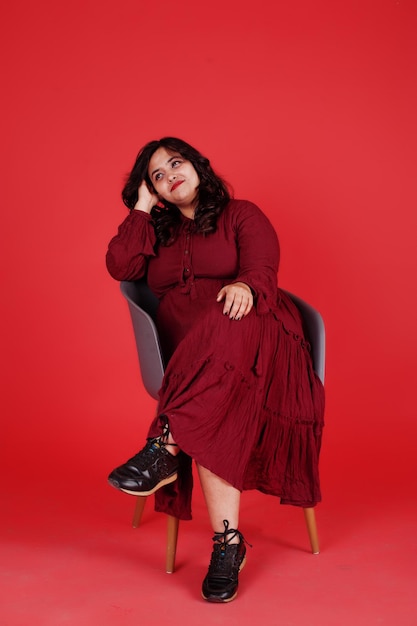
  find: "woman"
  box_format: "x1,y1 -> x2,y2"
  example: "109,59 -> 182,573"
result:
106,137 -> 325,603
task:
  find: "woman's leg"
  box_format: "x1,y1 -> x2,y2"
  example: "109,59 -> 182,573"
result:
197,464 -> 241,542
197,463 -> 247,603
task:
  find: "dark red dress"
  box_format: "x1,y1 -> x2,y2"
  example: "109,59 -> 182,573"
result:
106,199 -> 325,520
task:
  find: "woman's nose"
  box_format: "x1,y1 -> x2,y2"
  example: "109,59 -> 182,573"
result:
168,172 -> 177,182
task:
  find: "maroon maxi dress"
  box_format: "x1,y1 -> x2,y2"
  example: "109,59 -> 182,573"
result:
106,199 -> 325,520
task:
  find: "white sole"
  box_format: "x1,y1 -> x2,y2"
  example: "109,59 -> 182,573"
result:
117,472 -> 178,497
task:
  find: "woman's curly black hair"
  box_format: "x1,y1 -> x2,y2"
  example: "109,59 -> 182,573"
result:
121,137 -> 232,246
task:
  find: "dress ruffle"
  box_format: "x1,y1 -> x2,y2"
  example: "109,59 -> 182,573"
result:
150,288 -> 325,520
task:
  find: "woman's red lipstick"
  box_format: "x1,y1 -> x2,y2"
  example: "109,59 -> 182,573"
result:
171,180 -> 184,191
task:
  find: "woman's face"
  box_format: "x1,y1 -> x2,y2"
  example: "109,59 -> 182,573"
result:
148,147 -> 200,210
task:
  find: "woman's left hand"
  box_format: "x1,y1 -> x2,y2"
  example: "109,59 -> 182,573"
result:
216,282 -> 254,320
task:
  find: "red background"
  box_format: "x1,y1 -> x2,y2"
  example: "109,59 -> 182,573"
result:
1,1 -> 417,621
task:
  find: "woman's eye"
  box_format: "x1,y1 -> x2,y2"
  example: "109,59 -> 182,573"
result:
155,173 -> 163,181
172,160 -> 182,168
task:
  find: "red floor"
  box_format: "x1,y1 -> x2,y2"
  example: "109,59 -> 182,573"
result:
2,457 -> 416,626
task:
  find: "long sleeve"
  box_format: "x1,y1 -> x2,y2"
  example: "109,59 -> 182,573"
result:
231,201 -> 280,314
106,210 -> 157,281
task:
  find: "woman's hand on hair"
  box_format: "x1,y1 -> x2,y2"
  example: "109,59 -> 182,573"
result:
216,282 -> 253,320
133,180 -> 160,214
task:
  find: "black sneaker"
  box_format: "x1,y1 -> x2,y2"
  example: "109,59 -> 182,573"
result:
202,520 -> 251,603
108,437 -> 179,496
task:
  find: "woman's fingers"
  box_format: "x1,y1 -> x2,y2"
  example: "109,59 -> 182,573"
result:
217,283 -> 253,320
232,294 -> 252,320
134,180 -> 160,213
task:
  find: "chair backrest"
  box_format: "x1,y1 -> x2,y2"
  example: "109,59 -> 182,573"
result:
120,280 -> 164,400
283,290 -> 326,384
120,281 -> 326,401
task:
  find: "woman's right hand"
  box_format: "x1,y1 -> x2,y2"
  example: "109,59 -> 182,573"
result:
133,180 -> 160,214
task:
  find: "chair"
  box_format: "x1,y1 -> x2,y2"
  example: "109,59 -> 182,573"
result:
120,279 -> 325,572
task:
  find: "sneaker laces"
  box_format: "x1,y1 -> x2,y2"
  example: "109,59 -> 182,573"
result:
212,520 -> 253,550
159,418 -> 179,449
206,520 -> 252,579
126,419 -> 178,470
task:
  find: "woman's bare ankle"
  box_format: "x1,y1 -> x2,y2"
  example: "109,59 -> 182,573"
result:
160,418 -> 179,456
165,442 -> 179,456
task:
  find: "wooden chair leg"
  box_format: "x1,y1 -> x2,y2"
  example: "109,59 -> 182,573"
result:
166,515 -> 180,574
303,507 -> 320,554
132,498 -> 179,573
132,496 -> 147,528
